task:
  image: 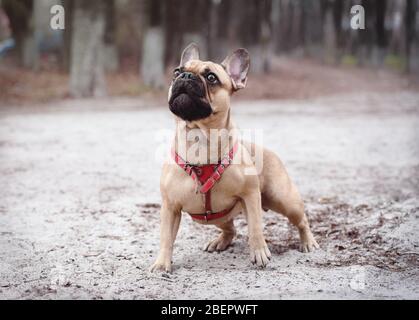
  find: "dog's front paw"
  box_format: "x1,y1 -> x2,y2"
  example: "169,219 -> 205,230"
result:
149,256 -> 172,273
299,230 -> 320,253
249,241 -> 271,268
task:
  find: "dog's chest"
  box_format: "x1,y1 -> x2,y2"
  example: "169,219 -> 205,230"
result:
167,165 -> 244,214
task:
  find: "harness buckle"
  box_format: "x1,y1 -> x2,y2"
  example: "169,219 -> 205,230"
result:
184,164 -> 193,175
221,156 -> 231,166
205,210 -> 211,221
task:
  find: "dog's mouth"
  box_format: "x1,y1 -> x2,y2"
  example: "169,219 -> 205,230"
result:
169,79 -> 212,122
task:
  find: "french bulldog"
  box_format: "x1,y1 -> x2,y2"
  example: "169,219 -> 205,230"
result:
150,43 -> 319,272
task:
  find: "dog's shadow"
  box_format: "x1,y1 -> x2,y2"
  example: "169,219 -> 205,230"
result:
173,235 -> 299,272
175,240 -> 248,272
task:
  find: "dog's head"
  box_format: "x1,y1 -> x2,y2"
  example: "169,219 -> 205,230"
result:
168,43 -> 250,122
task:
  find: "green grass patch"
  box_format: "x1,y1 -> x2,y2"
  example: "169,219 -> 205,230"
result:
384,54 -> 406,71
341,55 -> 358,66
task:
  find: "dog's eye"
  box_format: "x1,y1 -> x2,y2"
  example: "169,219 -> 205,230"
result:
173,69 -> 181,79
206,73 -> 218,83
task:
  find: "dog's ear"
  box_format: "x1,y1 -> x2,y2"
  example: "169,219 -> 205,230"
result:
180,43 -> 200,66
221,48 -> 250,90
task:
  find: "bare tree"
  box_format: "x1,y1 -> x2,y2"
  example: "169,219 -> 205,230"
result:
405,0 -> 417,73
2,0 -> 33,66
140,0 -> 165,88
207,0 -> 220,60
323,0 -> 337,64
69,0 -> 107,98
62,0 -> 73,72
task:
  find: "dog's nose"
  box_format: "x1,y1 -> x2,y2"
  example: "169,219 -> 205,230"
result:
180,72 -> 195,80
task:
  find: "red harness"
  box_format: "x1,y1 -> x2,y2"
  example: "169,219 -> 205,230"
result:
171,142 -> 239,221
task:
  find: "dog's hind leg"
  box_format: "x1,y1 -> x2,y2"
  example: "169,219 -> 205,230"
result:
261,151 -> 319,252
263,185 -> 319,252
204,219 -> 236,252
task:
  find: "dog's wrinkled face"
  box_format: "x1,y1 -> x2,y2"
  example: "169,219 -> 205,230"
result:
168,43 -> 250,122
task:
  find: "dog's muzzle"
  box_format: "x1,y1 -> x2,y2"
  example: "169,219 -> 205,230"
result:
168,73 -> 212,121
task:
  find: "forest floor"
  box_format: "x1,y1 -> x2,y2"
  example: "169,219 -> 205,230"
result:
1,56 -> 418,106
0,59 -> 418,299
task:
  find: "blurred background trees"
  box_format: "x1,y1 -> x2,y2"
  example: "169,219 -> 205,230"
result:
0,0 -> 418,98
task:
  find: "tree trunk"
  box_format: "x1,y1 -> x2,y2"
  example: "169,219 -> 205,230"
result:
62,0 -> 73,72
207,0 -> 220,60
372,0 -> 387,66
358,0 -> 375,66
140,0 -> 165,88
405,0 -> 416,73
271,0 -> 281,54
69,0 -> 106,98
332,0 -> 344,62
103,0 -> 118,72
2,0 -> 33,66
141,27 -> 165,88
323,1 -> 336,64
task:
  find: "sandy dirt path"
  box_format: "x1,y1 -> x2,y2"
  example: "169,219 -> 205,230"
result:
0,92 -> 418,299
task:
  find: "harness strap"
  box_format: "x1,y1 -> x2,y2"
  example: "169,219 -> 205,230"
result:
189,202 -> 237,221
171,141 -> 239,221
